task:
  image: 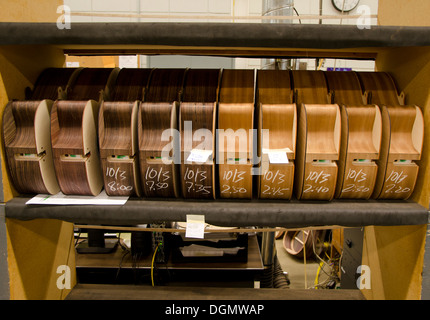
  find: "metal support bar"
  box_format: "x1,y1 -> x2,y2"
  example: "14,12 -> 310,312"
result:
421,219 -> 430,300
0,204 -> 10,300
261,231 -> 276,266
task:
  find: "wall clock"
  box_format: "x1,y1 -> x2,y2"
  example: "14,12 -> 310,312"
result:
332,0 -> 360,12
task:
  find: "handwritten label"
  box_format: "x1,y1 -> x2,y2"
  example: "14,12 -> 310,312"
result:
145,166 -> 170,192
223,169 -> 245,183
105,166 -> 133,193
261,170 -> 290,196
183,167 -> 212,195
221,185 -> 248,195
384,170 -> 411,194
303,170 -> 332,194
221,168 -> 248,195
306,170 -> 330,184
341,168 -> 370,194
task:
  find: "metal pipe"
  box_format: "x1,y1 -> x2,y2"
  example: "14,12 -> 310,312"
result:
262,0 -> 294,70
261,231 -> 276,266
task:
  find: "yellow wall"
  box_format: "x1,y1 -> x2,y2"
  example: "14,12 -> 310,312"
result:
0,0 -> 76,299
361,225 -> 427,300
378,0 -> 430,27
0,0 -> 63,23
6,219 -> 76,300
357,1 -> 430,301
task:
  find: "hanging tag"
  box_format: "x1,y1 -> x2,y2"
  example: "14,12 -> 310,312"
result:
185,214 -> 205,239
186,149 -> 212,164
267,151 -> 289,164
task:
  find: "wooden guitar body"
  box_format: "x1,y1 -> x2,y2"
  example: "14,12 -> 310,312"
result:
292,71 -> 339,200
138,68 -> 186,198
51,100 -> 103,196
259,104 -> 296,200
180,68 -> 220,199
373,105 -> 424,200
98,68 -> 151,197
29,67 -> 83,101
217,69 -> 255,199
2,67 -> 84,195
65,67 -> 119,101
110,68 -> 152,101
325,71 -> 382,199
50,68 -> 118,196
325,71 -> 367,105
139,102 -> 179,198
180,102 -> 216,199
357,72 -> 423,200
357,71 -> 405,106
3,100 -> 60,194
295,104 -> 341,201
257,70 -> 296,200
336,105 -> 382,199
291,70 -> 331,105
99,101 -> 141,197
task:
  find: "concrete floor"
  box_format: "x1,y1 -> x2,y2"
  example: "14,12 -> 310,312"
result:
275,239 -> 319,289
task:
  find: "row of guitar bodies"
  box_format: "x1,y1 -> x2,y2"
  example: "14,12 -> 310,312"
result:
3,97 -> 424,202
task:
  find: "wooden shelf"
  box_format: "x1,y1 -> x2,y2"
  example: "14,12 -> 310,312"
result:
65,283 -> 366,300
1,22 -> 429,229
0,11 -> 429,301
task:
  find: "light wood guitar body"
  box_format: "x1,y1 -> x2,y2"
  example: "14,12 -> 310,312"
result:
373,105 -> 423,200
292,71 -> 339,201
257,70 -> 296,200
325,71 -> 381,199
218,69 -> 255,199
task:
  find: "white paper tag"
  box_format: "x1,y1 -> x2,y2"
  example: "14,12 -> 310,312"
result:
186,149 -> 212,163
25,190 -> 128,206
185,214 -> 205,239
66,61 -> 79,68
267,151 -> 289,164
119,55 -> 138,68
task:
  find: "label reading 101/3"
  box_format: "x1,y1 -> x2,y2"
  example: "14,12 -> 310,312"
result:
106,166 -> 133,193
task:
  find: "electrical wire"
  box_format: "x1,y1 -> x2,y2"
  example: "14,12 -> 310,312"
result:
151,242 -> 160,287
74,231 -> 82,247
293,7 -> 301,24
314,260 -> 324,289
309,230 -> 341,289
